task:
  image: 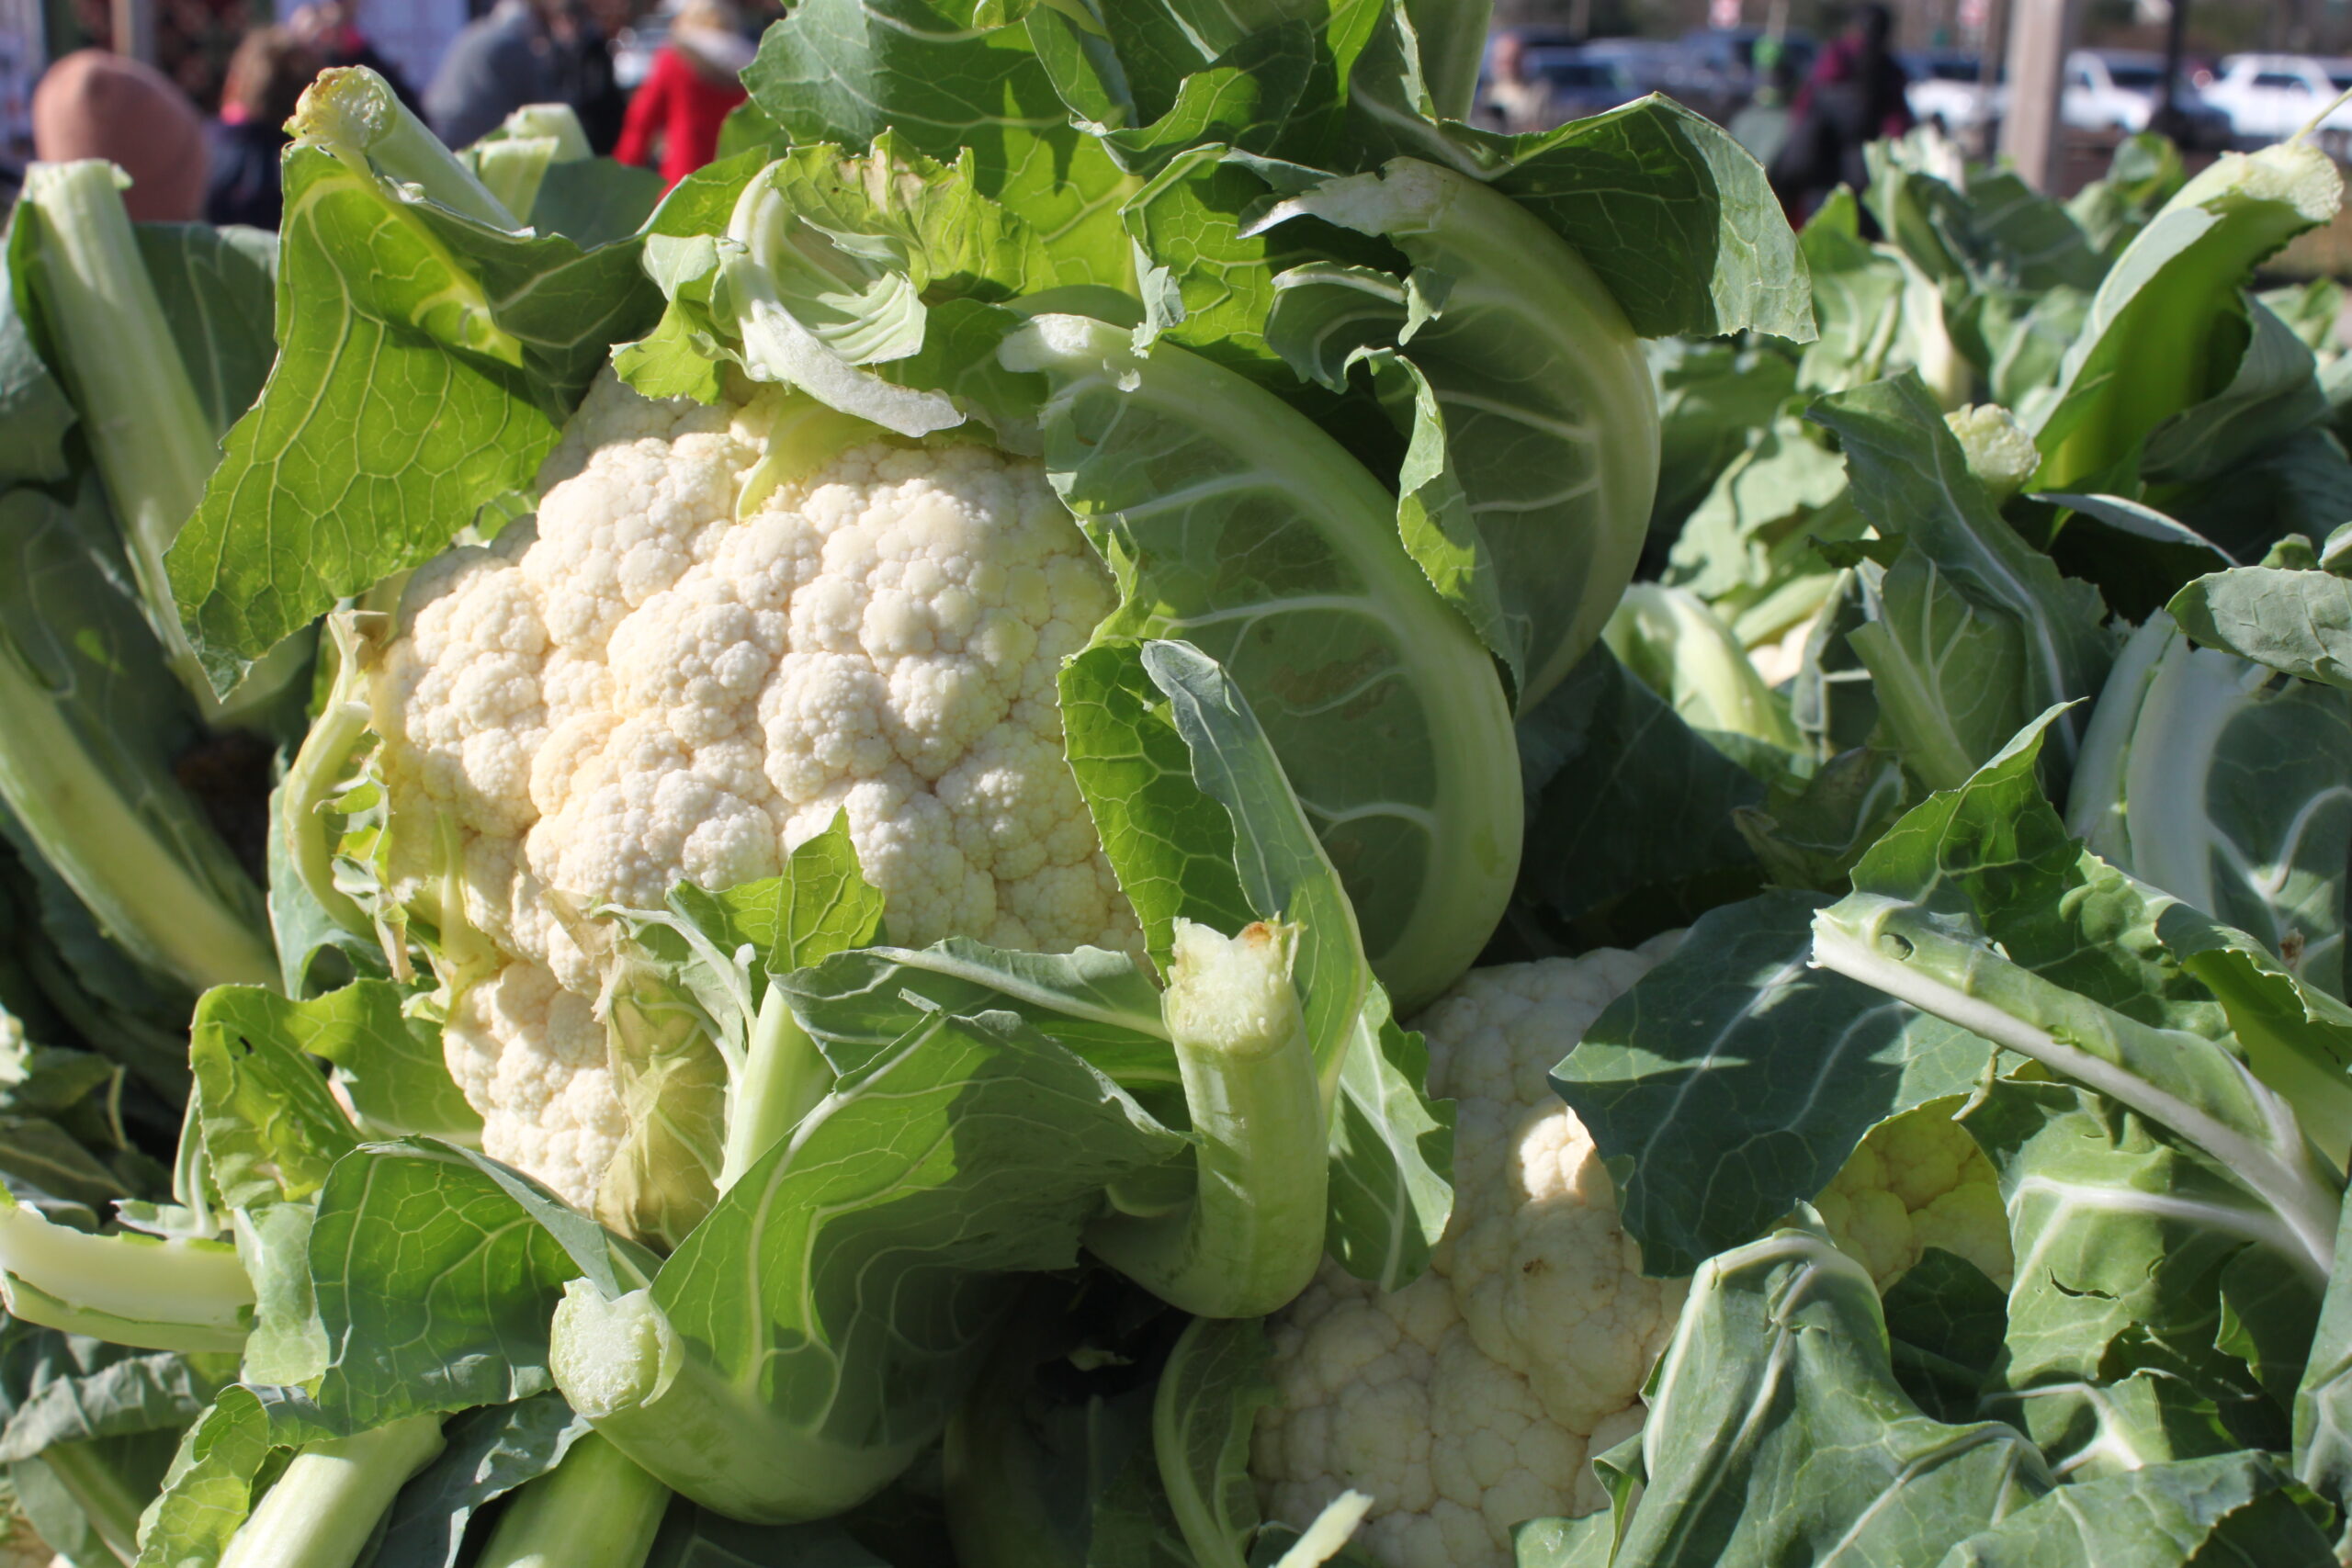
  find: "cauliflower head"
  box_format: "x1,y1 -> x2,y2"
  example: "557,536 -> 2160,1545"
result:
1813,1100 -> 2014,1292
1253,938 -> 1687,1568
372,370 -> 1137,1205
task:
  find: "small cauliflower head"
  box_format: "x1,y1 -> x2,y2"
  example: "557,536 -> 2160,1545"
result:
1813,1101 -> 2014,1292
372,370 -> 1137,1206
1254,938 -> 1687,1568
1944,403 -> 2040,504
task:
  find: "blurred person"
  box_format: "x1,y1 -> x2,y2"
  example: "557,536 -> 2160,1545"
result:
153,0 -> 249,116
1730,53 -> 1799,168
547,0 -> 628,154
426,0 -> 560,150
613,0 -> 751,187
31,48 -> 209,220
1770,2 -> 1911,224
1478,31 -> 1552,134
207,26 -> 320,228
289,0 -> 418,108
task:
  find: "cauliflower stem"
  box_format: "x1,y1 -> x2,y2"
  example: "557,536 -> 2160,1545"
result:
548,916 -> 1333,1523
715,984 -> 832,1193
26,1437 -> 153,1565
1086,919 -> 1329,1320
0,597 -> 277,994
17,160 -> 309,725
472,1434 -> 671,1568
0,1184 -> 254,1353
215,1416 -> 447,1568
548,1276 -> 921,1524
289,66 -> 520,235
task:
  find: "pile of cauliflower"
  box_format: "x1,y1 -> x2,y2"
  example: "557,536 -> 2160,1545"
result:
1253,942 -> 2016,1568
361,368 -> 2022,1568
370,372 -> 1139,1205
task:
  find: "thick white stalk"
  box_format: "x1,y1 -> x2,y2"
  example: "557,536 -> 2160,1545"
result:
219,1416 -> 447,1568
474,1435 -> 669,1568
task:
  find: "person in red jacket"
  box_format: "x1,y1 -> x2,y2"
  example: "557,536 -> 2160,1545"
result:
615,0 -> 752,189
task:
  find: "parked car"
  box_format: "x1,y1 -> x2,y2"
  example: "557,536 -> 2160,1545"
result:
1575,37 -> 1686,91
2064,50 -> 2233,148
1477,27 -> 1617,130
1675,28 -> 1816,120
1904,51 -> 2000,139
1521,48 -> 1648,125
2203,53 -> 2352,152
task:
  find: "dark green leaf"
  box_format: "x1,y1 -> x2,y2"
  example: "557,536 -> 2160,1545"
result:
1150,1316 -> 1275,1567
645,1506 -> 888,1568
0,215 -> 74,486
0,1326 -> 229,1464
1966,1078 -> 2317,1434
2169,426 -> 2352,568
1014,316 -> 1519,1015
595,1010 -> 1182,1511
1734,747 -> 1910,892
0,480 -> 272,1001
1474,98 -> 1815,342
784,940 -> 1176,1096
309,1139 -> 650,1432
1255,159 -> 1658,705
132,222 -> 277,435
527,159 -> 664,251
1512,647 -> 1762,938
369,1393 -> 593,1568
2141,299 -> 2328,488
1524,1223 -> 2050,1567
1933,1452 -> 2333,1567
1555,891 -> 1993,1277
2293,1190 -> 2352,1519
2031,142 -> 2338,493
2170,565 -> 2352,690
1811,375 -> 2113,781
1884,1248 -> 2009,1425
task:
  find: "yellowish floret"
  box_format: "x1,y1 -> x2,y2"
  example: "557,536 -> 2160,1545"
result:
1813,1100 -> 2014,1292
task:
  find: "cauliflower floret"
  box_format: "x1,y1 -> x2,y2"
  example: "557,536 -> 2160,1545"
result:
1254,937 -> 1688,1568
374,371 -> 1139,1207
1943,403 -> 2039,504
445,963 -> 629,1209
1814,1101 -> 2014,1291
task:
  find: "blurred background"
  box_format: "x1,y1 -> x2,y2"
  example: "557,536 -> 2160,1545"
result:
0,0 -> 2341,247
1472,0 -> 2352,207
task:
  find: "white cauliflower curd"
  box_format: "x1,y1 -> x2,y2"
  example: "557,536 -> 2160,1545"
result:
372,370 -> 1137,1205
1254,938 -> 1687,1568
